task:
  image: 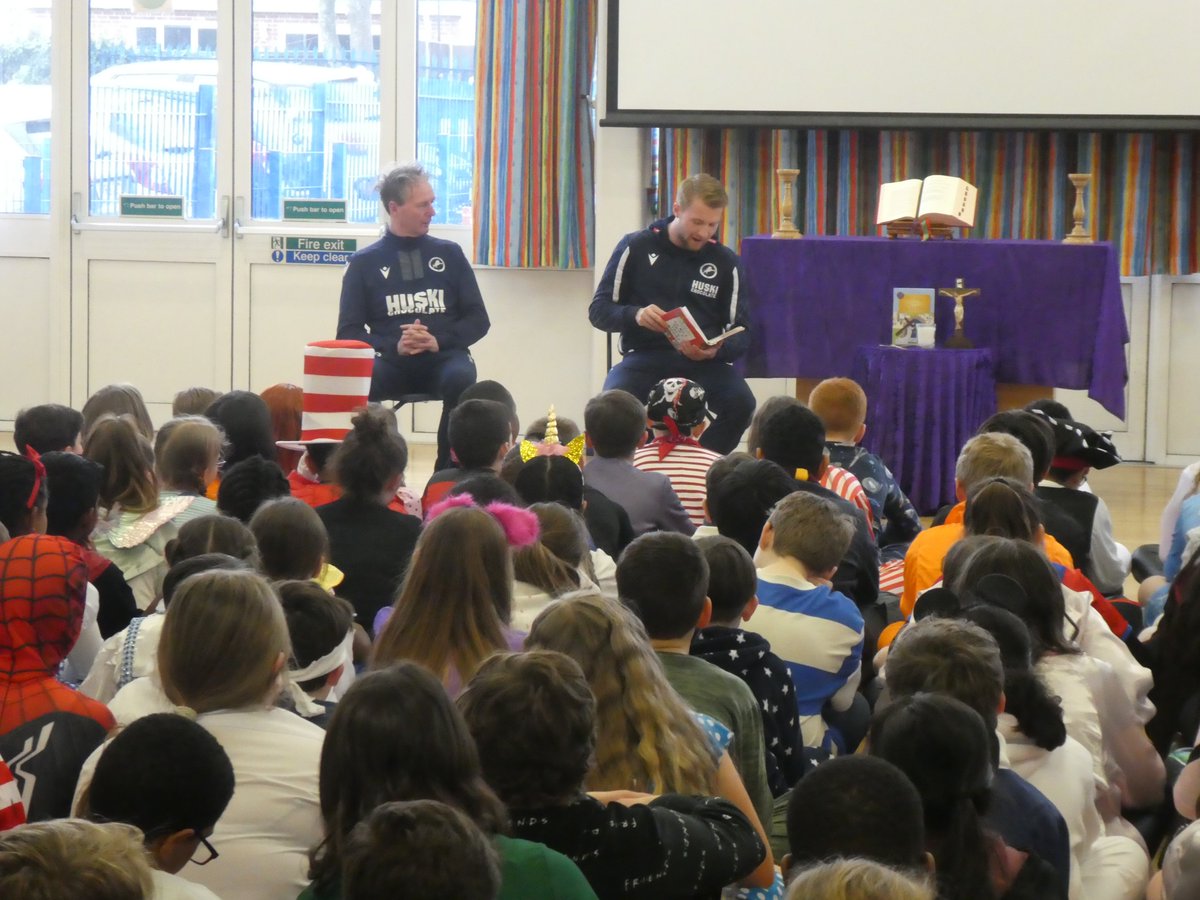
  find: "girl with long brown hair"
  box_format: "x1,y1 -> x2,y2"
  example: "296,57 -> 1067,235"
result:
371,496 -> 537,696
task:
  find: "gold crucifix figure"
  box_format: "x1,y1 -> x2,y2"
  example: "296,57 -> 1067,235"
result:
938,278 -> 980,349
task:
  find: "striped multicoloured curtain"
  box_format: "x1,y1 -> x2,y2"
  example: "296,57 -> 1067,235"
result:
474,1 -> 597,267
658,129 -> 1200,276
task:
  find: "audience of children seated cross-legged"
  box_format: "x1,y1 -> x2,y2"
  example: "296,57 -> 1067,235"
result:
1,378 -> 1188,897
81,712 -> 234,900
884,616 -> 1107,898
78,568 -> 325,900
871,692 -> 1068,899
317,405 -> 420,633
809,377 -> 923,563
81,517 -> 257,706
524,591 -> 779,892
0,818 -> 154,900
691,534 -> 806,848
371,497 -> 533,694
944,537 -> 1166,833
616,531 -> 774,832
582,389 -> 695,536
458,649 -> 771,898
301,661 -> 597,900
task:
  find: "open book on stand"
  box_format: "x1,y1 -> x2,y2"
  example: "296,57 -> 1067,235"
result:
877,176 -> 977,235
662,306 -> 745,351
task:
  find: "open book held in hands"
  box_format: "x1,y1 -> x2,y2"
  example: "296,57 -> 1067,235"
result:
662,306 -> 745,350
877,175 -> 978,228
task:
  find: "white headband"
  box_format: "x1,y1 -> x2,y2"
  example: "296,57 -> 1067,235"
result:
285,630 -> 354,718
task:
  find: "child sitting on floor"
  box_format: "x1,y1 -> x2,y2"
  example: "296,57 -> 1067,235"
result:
583,389 -> 694,536
632,378 -> 723,528
83,712 -> 235,900
808,377 -> 921,563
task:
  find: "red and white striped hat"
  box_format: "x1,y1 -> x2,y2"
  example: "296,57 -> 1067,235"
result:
276,339 -> 375,450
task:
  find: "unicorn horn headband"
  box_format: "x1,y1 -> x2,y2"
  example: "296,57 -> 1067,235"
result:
519,404 -> 585,466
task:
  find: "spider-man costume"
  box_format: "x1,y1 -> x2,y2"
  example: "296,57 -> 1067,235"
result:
0,534 -> 114,820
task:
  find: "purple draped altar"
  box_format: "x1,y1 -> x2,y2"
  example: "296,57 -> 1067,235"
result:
738,236 -> 1129,418
852,347 -> 997,513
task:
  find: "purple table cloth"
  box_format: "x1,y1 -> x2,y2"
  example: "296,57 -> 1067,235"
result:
851,346 -> 997,514
739,236 -> 1128,419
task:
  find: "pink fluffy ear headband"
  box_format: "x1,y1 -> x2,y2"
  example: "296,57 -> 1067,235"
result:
423,493 -> 540,548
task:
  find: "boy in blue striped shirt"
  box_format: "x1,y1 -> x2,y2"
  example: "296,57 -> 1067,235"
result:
750,491 -> 866,757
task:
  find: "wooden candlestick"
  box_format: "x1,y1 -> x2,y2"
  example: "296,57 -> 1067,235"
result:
1063,173 -> 1093,244
773,168 -> 802,238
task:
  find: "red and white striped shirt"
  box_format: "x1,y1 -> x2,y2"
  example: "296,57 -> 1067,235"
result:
820,466 -> 875,538
633,440 -> 724,528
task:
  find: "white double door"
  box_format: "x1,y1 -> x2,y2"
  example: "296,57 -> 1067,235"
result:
0,1 -> 424,427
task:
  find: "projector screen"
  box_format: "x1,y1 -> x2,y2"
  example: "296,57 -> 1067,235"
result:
603,0 -> 1200,130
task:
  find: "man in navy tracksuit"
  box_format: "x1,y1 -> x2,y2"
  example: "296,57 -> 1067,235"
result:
589,174 -> 754,454
337,162 -> 490,469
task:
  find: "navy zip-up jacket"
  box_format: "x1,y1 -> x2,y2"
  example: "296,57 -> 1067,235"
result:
589,217 -> 750,362
337,231 -> 490,360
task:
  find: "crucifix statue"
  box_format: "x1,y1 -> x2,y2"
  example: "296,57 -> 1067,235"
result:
938,278 -> 980,349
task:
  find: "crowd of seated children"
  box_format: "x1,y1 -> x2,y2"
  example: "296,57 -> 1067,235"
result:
808,377 -> 922,563
691,535 -> 806,810
524,592 -> 778,891
943,537 -> 1165,830
631,377 -> 723,528
582,389 -> 694,536
372,498 -> 532,695
82,712 -> 234,900
747,395 -> 874,535
2,368 -> 1193,898
751,402 -> 880,607
458,649 -> 770,898
615,531 -> 774,832
301,661 -> 595,900
872,692 -> 1066,899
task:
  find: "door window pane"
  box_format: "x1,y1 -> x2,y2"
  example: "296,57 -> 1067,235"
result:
88,3 -> 219,217
417,0 -> 475,226
0,2 -> 52,215
251,0 -> 380,223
